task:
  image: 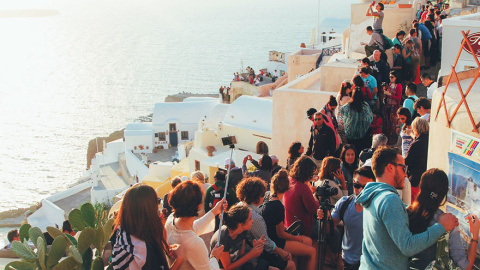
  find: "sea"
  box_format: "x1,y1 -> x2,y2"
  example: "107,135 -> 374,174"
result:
0,0 -> 356,227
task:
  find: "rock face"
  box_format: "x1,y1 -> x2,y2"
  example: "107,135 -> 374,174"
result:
86,129 -> 124,169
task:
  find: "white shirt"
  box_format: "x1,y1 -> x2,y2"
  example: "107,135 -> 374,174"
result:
421,113 -> 430,122
426,82 -> 438,100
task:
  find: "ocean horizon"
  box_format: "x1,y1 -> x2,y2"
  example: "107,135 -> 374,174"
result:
0,0 -> 357,217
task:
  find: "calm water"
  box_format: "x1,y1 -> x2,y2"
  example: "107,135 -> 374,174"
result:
0,0 -> 355,214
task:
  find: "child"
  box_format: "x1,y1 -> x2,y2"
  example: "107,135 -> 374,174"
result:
370,110 -> 383,135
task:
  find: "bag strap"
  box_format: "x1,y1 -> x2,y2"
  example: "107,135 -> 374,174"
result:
283,202 -> 301,221
339,195 -> 355,222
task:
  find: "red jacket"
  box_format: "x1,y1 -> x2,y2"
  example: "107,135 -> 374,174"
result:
284,178 -> 319,236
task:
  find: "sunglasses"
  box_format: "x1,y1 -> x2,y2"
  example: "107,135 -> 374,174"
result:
314,118 -> 323,121
390,162 -> 408,173
353,182 -> 366,189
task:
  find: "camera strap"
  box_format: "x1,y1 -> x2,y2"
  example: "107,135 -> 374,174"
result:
339,195 -> 355,221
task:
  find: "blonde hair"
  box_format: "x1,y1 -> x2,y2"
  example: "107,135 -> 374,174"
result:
412,117 -> 429,136
191,170 -> 206,184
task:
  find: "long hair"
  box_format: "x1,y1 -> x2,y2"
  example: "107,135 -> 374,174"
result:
352,75 -> 364,89
113,184 -> 169,254
319,157 -> 342,181
407,169 -> 449,234
259,155 -> 273,171
349,88 -> 364,113
340,81 -> 352,99
397,107 -> 412,132
289,155 -> 317,183
288,141 -> 302,160
340,144 -> 359,172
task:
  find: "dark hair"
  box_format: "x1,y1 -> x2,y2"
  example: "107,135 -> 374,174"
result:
319,157 -> 342,180
271,169 -> 290,195
390,70 -> 399,81
62,220 -> 73,234
414,22 -> 420,28
354,166 -> 376,180
353,75 -> 365,88
393,44 -> 402,50
396,30 -> 406,38
414,97 -> 431,110
372,146 -> 400,178
341,144 -> 359,171
256,141 -> 269,155
360,67 -> 371,75
169,181 -> 203,218
406,40 -> 414,45
236,177 -> 267,205
410,28 -> 416,36
214,170 -> 226,182
114,184 -> 169,253
407,169 -> 449,234
428,14 -> 435,21
407,82 -> 417,93
289,155 -> 317,183
327,95 -> 338,107
7,229 -> 18,243
366,26 -> 373,32
340,81 -> 353,99
421,73 -> 432,80
307,108 -> 317,119
378,2 -> 384,10
349,88 -> 364,113
288,141 -> 302,160
361,57 -> 371,66
171,177 -> 182,188
259,154 -> 273,171
397,107 -> 413,131
223,204 -> 250,230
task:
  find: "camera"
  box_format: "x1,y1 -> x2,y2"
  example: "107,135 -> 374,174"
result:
222,136 -> 237,146
315,180 -> 338,198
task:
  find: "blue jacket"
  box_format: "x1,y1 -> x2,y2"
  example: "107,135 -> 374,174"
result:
355,182 -> 445,269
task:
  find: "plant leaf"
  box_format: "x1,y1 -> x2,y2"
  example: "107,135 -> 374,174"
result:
69,245 -> 83,264
37,237 -> 47,270
19,224 -> 31,243
28,227 -> 45,249
69,209 -> 86,231
94,227 -> 104,254
66,233 -> 78,247
91,257 -> 104,270
5,261 -> 36,270
10,241 -> 36,261
46,236 -> 67,268
52,257 -> 78,270
80,203 -> 96,228
77,228 -> 95,254
46,226 -> 64,239
102,218 -> 114,246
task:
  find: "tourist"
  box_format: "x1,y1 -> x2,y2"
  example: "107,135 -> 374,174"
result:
270,155 -> 283,176
256,141 -> 269,155
314,157 -> 348,205
407,29 -> 422,82
3,229 -> 19,249
397,107 -> 414,158
408,169 -> 480,270
441,2 -> 451,17
286,141 -> 303,171
370,109 -> 383,136
402,40 -> 415,80
414,97 -> 431,122
224,158 -> 244,192
191,171 -> 211,216
371,50 -> 390,87
392,44 -> 407,84
324,166 -> 376,270
62,220 -> 75,237
392,30 -> 405,46
321,95 -> 339,131
340,144 -> 359,195
355,147 -> 459,269
254,75 -> 260,86
421,73 -> 438,100
339,88 -> 373,153
236,177 -> 294,270
111,184 -> 181,270
405,117 -> 429,201
163,177 -> 183,218
205,170 -> 238,229
166,181 -> 225,270
359,67 -> 378,109
210,204 -> 267,270
359,134 -> 387,167
363,26 -> 385,57
403,83 -> 419,118
242,154 -> 273,186
284,156 -> 320,236
413,20 -> 432,69
337,80 -> 353,106
262,170 -> 316,270
383,71 -> 402,144
305,111 -> 337,167
352,75 -> 372,103
425,14 -> 438,66
365,2 -> 384,34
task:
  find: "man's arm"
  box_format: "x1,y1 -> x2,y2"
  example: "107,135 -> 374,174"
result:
328,128 -> 336,157
306,133 -> 313,156
380,195 -> 446,256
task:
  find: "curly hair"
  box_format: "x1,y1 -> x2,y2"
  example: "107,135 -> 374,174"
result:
289,155 -> 317,183
236,177 -> 267,205
169,181 -> 202,218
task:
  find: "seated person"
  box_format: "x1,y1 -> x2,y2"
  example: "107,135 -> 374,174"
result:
363,26 -> 385,57
3,229 -> 19,249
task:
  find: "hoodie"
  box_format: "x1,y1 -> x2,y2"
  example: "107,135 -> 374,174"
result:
355,182 -> 445,269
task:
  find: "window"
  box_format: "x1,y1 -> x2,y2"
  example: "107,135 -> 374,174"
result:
195,160 -> 200,171
169,123 -> 176,131
181,131 -> 188,140
158,132 -> 166,141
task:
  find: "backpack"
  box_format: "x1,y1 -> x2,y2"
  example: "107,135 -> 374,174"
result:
209,184 -> 224,209
408,97 -> 421,120
326,195 -> 355,254
381,34 -> 394,50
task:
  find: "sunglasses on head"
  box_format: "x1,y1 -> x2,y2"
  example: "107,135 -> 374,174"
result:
353,182 -> 366,189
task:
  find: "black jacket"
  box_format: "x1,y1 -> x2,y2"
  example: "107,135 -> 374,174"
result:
306,124 -> 336,160
405,133 -> 429,187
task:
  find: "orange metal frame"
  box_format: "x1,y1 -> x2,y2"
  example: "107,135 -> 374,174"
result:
434,30 -> 480,133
